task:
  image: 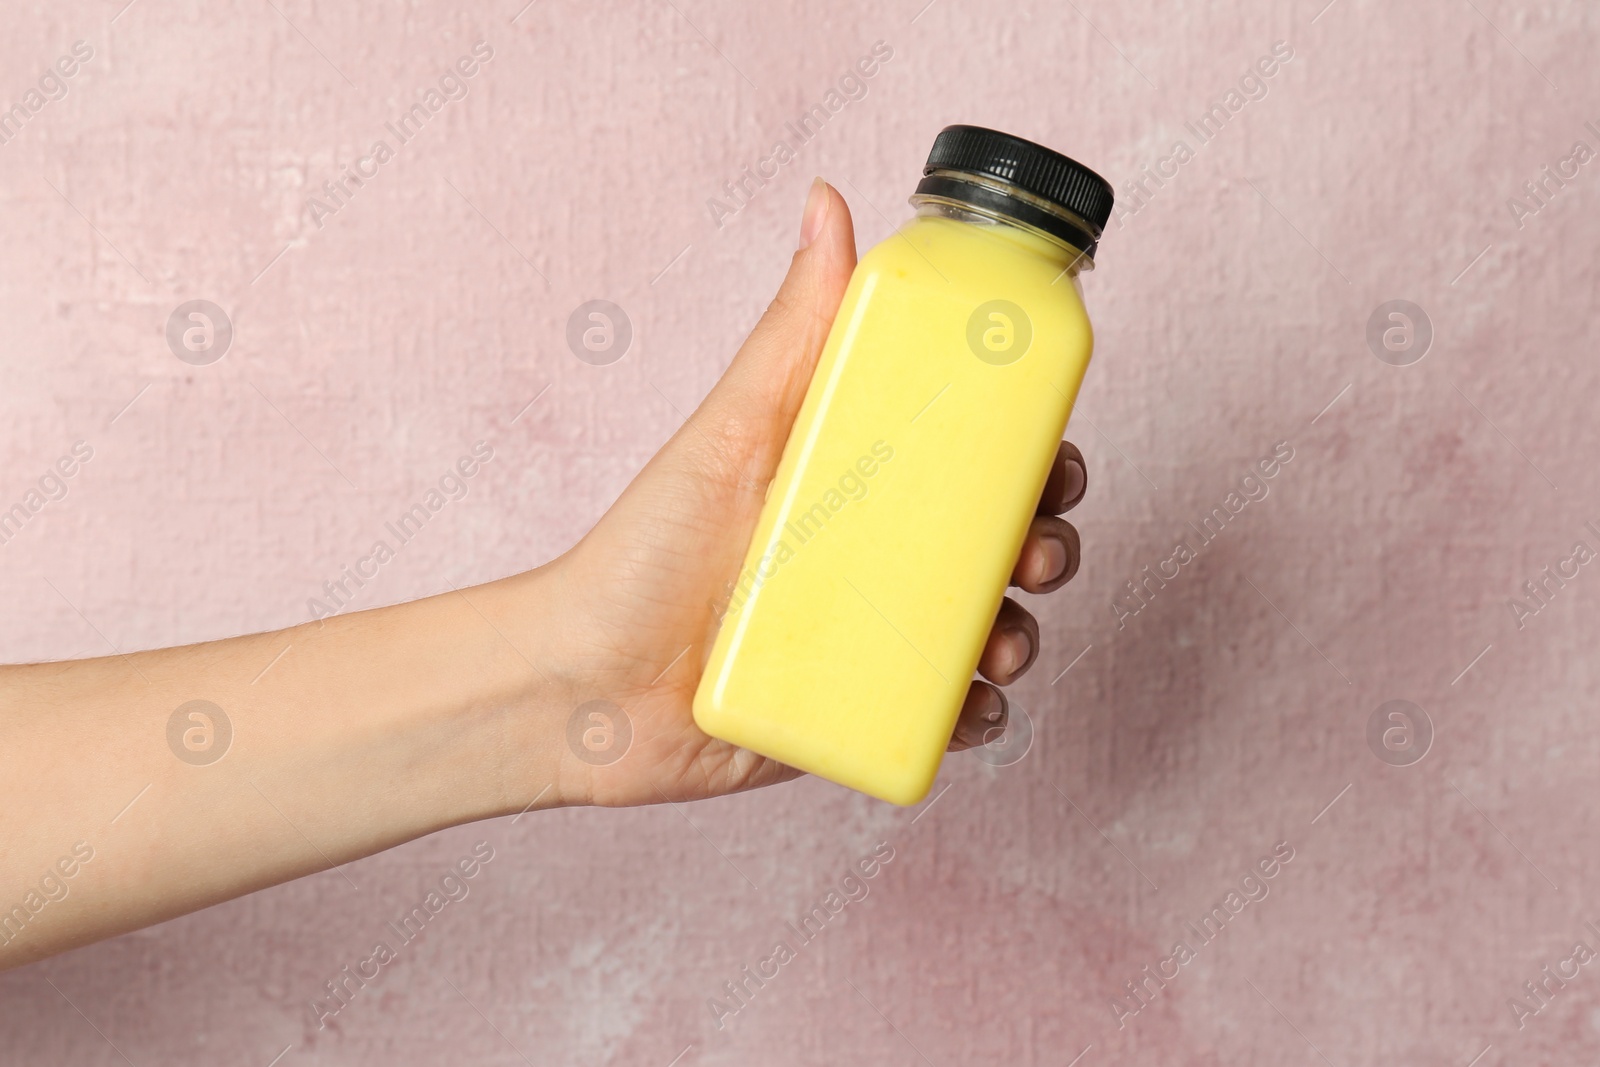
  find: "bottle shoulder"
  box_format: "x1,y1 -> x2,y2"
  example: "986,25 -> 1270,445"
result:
851,216 -> 1092,336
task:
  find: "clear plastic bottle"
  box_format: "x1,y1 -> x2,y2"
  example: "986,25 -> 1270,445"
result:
693,126 -> 1115,804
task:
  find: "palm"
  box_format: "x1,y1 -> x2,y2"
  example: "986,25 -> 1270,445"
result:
557,437 -> 806,806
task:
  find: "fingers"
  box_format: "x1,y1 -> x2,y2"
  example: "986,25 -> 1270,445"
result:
671,180 -> 859,490
977,597 -> 1037,686
948,682 -> 1006,751
957,441 -> 1085,757
1011,515 -> 1080,593
1013,439 -> 1085,589
1038,440 -> 1087,515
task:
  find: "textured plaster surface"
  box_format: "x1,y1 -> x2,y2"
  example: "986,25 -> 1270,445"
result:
3,1 -> 1600,1064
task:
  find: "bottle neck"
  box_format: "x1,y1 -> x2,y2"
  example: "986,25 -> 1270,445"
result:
910,170 -> 1099,274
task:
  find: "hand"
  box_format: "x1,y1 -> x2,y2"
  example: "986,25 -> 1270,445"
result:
539,180 -> 1090,808
0,179 -> 1089,966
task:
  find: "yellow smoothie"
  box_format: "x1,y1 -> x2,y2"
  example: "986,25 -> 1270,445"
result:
693,128 -> 1109,804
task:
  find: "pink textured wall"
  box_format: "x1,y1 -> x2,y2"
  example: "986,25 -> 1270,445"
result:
4,0 -> 1600,1063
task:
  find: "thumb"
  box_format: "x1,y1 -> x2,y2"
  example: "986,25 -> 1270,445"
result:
681,178 -> 857,489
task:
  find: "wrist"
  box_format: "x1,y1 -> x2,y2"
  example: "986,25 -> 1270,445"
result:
422,564 -> 583,821
277,566 -> 580,836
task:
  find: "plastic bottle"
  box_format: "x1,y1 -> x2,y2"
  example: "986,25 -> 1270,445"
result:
693,125 -> 1115,804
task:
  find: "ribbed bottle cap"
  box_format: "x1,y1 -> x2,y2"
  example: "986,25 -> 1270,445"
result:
918,125 -> 1114,259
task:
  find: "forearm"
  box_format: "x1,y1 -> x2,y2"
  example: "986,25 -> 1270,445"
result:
0,568 -> 569,969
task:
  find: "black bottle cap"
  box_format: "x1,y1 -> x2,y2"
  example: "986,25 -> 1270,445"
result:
916,125 -> 1115,260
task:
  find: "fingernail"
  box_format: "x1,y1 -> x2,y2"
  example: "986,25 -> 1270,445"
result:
1040,536 -> 1068,583
1002,629 -> 1030,676
983,688 -> 1004,723
1060,459 -> 1086,507
798,177 -> 828,250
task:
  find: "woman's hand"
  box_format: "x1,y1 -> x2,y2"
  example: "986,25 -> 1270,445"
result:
527,180 -> 1089,808
0,180 -> 1087,969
